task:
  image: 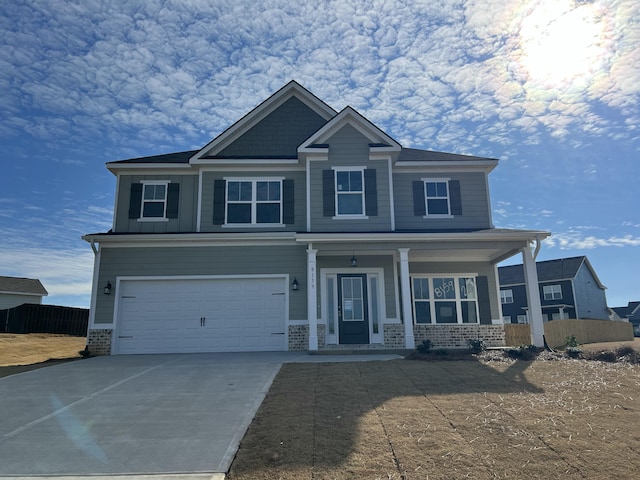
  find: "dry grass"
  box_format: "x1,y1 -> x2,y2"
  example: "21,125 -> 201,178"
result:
228,357 -> 640,480
0,333 -> 85,367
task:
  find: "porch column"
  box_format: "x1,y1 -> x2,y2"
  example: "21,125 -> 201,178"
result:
398,248 -> 415,349
307,247 -> 318,351
522,244 -> 544,347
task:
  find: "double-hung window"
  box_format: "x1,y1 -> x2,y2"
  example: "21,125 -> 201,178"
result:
500,289 -> 514,304
141,181 -> 168,219
412,276 -> 479,324
335,168 -> 365,216
543,284 -> 562,301
226,179 -> 282,224
424,179 -> 450,216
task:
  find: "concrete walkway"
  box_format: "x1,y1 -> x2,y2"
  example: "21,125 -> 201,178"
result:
0,352 -> 402,478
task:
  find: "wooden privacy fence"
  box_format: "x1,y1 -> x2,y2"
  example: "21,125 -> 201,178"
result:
0,303 -> 89,337
504,319 -> 634,348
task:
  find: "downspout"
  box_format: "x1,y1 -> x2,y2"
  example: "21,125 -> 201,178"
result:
90,239 -> 98,255
532,235 -> 542,260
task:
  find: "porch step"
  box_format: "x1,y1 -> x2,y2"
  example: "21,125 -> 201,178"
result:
311,345 -> 413,355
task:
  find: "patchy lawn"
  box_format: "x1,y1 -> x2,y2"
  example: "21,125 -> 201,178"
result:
0,333 -> 85,372
228,357 -> 640,480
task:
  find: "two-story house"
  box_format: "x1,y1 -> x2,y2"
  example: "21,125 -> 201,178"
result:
498,256 -> 609,323
612,302 -> 640,336
83,81 -> 550,355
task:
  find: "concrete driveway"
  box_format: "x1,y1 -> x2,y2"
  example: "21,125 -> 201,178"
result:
0,351 -> 401,478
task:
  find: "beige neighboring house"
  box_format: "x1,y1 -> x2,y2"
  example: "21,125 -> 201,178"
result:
0,276 -> 48,310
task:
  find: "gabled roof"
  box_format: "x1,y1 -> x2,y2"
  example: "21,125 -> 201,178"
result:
298,106 -> 401,154
0,276 -> 48,296
192,80 -> 337,162
110,150 -> 198,165
498,256 -> 606,289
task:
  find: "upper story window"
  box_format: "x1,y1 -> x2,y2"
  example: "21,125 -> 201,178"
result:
128,181 -> 179,222
226,179 -> 283,225
142,182 -> 168,218
500,289 -> 514,304
412,178 -> 462,218
335,169 -> 364,216
543,284 -> 562,301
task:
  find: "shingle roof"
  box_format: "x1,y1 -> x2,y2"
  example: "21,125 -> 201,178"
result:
110,150 -> 198,164
397,148 -> 497,162
498,256 -> 588,285
0,276 -> 48,296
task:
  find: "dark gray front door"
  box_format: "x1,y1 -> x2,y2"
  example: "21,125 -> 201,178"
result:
337,274 -> 369,344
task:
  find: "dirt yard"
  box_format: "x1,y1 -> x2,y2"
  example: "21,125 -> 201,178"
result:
0,333 -> 85,370
228,357 -> 640,480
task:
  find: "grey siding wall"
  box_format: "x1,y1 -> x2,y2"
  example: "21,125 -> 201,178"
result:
199,170 -> 306,232
94,244 -> 307,325
394,171 -> 492,231
218,97 -> 328,158
309,124 -> 392,232
0,294 -> 43,310
574,264 -> 609,320
114,174 -> 198,233
316,255 -> 397,319
410,262 -> 501,321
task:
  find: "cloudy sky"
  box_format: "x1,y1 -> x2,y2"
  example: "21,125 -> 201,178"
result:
0,0 -> 638,309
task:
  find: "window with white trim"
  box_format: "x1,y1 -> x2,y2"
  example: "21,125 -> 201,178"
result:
543,284 -> 562,301
517,314 -> 528,324
423,179 -> 450,216
503,316 -> 512,324
412,275 -> 479,324
335,168 -> 365,216
226,179 -> 282,224
500,289 -> 514,304
142,181 -> 168,218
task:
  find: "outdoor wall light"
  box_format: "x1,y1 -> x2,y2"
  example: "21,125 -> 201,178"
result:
291,277 -> 299,291
104,281 -> 112,295
350,254 -> 357,267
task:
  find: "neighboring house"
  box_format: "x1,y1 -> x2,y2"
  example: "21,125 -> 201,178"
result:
612,302 -> 640,336
498,256 -> 609,323
0,276 -> 48,310
83,81 -> 550,355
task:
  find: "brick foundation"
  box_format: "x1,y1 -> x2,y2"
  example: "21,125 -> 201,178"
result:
288,324 -> 326,351
413,324 -> 506,348
383,324 -> 405,348
86,328 -> 113,355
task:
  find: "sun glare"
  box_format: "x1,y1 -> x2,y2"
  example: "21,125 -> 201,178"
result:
519,0 -> 606,87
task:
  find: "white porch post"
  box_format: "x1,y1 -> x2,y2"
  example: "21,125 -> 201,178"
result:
522,244 -> 544,347
307,246 -> 318,351
398,248 -> 415,349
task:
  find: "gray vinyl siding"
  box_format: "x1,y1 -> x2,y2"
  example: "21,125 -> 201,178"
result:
394,171 -> 492,231
316,255 -> 397,318
200,170 -> 306,232
94,244 -> 307,325
114,174 -> 198,233
218,97 -> 328,158
410,262 -> 501,321
0,294 -> 43,310
573,264 -> 609,320
309,124 -> 392,232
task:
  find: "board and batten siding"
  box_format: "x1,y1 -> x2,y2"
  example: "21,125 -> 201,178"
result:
573,263 -> 609,320
199,170 -> 306,233
115,174 -> 198,233
309,124 -> 392,232
393,171 -> 492,231
94,245 -> 307,326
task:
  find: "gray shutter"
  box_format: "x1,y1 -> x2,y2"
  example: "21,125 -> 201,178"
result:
166,183 -> 179,219
412,181 -> 426,216
449,180 -> 462,216
364,169 -> 377,216
477,276 -> 492,325
212,180 -> 226,225
282,179 -> 294,224
322,170 -> 335,217
128,183 -> 142,219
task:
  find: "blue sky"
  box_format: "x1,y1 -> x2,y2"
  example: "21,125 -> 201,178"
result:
0,0 -> 638,309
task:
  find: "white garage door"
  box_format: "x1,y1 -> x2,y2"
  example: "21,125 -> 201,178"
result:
115,277 -> 287,354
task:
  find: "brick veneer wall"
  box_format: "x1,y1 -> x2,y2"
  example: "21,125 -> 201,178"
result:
383,324 -> 405,348
288,324 -> 326,351
86,328 -> 113,355
413,324 -> 506,348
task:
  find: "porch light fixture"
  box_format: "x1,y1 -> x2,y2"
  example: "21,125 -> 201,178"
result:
291,277 -> 299,291
104,281 -> 112,295
350,253 -> 357,268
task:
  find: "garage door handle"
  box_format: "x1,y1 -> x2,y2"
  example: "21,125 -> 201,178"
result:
272,292 -> 285,295
271,332 -> 285,335
200,317 -> 206,327
118,336 -> 133,339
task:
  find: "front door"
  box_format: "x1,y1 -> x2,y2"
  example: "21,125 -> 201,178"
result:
337,274 -> 369,344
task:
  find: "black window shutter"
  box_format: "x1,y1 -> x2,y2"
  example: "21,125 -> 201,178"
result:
449,180 -> 462,216
412,181 -> 426,216
477,276 -> 492,325
212,180 -> 226,225
322,170 -> 335,217
128,183 -> 143,219
282,179 -> 295,224
166,183 -> 180,219
364,169 -> 378,216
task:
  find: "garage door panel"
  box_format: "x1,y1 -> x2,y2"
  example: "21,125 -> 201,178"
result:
116,277 -> 287,354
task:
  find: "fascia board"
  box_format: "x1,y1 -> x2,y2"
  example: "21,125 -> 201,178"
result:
0,290 -> 45,297
107,163 -> 195,175
394,160 -> 498,173
82,231 -> 298,248
295,230 -> 550,244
